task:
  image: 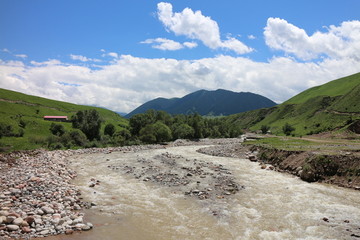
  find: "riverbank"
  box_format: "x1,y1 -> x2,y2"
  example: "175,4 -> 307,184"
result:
0,138 -> 242,239
0,145 -> 167,239
197,136 -> 360,191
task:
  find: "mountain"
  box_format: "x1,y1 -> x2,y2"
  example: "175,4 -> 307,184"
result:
0,88 -> 128,151
226,72 -> 360,135
126,89 -> 277,118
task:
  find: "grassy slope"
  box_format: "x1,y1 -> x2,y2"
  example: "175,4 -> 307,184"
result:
0,88 -> 128,151
227,72 -> 360,136
285,73 -> 360,104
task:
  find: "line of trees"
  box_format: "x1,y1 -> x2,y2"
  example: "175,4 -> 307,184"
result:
46,109 -> 244,149
129,110 -> 243,144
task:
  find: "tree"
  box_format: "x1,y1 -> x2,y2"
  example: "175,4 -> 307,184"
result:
139,124 -> 156,143
50,123 -> 66,136
71,110 -> 102,141
282,123 -> 295,136
104,123 -> 116,137
172,123 -> 194,139
153,121 -> 172,142
129,113 -> 153,136
260,125 -> 270,134
189,113 -> 204,139
139,121 -> 172,143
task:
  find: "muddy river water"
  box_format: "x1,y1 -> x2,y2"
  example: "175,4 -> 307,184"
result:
63,145 -> 360,240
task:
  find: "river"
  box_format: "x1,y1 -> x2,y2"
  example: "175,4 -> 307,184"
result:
61,145 -> 360,240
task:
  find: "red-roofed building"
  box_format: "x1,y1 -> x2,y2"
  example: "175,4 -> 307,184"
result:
43,116 -> 69,122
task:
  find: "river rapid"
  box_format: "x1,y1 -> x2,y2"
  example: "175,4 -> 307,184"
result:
64,145 -> 360,240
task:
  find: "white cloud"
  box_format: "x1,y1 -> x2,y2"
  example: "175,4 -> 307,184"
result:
141,38 -> 184,50
15,54 -> 27,59
1,55 -> 359,113
141,38 -> 198,50
157,2 -> 253,54
70,54 -> 100,62
183,41 -> 198,49
108,52 -> 119,58
248,35 -> 256,40
264,18 -> 360,60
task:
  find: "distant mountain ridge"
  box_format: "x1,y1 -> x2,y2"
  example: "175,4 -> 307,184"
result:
126,89 -> 277,117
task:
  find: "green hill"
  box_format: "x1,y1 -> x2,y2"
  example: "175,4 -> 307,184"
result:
227,72 -> 360,136
0,88 -> 128,151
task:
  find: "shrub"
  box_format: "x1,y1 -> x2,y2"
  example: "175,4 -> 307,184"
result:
104,123 -> 116,137
282,123 -> 295,136
49,142 -> 64,150
19,119 -> 27,128
69,130 -> 88,147
50,123 -> 66,136
260,125 -> 270,134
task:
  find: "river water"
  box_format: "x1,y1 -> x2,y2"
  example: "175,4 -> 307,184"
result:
63,145 -> 360,240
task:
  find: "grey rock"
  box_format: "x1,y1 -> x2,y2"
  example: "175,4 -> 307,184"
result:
13,217 -> 24,226
7,224 -> 20,231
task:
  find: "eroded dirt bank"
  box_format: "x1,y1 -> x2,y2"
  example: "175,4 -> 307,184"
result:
252,146 -> 360,190
197,141 -> 360,190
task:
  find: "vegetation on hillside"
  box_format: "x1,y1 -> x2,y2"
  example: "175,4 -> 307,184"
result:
0,88 -> 128,151
225,72 -> 360,136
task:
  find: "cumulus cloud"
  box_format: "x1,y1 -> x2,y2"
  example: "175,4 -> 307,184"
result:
70,54 -> 100,62
141,38 -> 198,50
1,54 -> 359,113
264,18 -> 360,60
183,41 -> 198,49
157,2 -> 252,54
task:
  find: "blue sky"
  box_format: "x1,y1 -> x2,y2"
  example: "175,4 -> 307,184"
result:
1,0 -> 360,113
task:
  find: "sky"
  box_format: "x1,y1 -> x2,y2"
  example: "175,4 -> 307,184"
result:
1,0 -> 360,113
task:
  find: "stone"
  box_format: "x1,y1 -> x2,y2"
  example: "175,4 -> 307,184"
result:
41,206 -> 55,214
0,211 -> 9,217
21,226 -> 32,233
7,224 -> 20,231
20,221 -> 29,227
86,222 -> 93,229
65,229 -> 74,235
40,229 -> 50,235
5,216 -> 16,224
8,212 -> 20,218
13,217 -> 24,226
248,155 -> 257,162
25,216 -> 35,225
82,225 -> 91,231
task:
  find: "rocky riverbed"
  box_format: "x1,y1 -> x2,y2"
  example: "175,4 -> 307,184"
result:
0,145 -> 168,239
0,139 -> 243,239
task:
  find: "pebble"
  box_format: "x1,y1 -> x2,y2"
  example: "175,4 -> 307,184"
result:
6,225 -> 19,231
0,144 -> 177,239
